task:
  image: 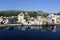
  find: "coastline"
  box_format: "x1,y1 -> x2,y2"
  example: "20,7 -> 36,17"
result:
0,24 -> 60,27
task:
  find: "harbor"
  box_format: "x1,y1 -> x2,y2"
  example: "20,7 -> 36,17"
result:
0,0 -> 60,40
0,24 -> 60,27
0,23 -> 60,32
0,13 -> 59,32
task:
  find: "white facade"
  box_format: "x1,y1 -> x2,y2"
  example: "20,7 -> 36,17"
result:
52,16 -> 56,23
30,21 -> 34,25
18,12 -> 24,22
0,17 -> 3,22
47,14 -> 56,23
34,19 -> 39,25
4,18 -> 9,24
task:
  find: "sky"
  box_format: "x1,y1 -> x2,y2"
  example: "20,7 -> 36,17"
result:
0,0 -> 60,13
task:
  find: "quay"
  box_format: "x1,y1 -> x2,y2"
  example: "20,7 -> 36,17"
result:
0,24 -> 60,27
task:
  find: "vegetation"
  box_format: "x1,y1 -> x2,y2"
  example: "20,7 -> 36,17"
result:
0,10 -> 49,17
1,10 -> 60,17
57,12 -> 60,15
0,22 -> 4,24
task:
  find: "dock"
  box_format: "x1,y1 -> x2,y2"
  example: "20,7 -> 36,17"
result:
0,24 -> 60,27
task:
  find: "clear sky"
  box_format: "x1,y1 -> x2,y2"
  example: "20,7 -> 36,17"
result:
0,0 -> 60,13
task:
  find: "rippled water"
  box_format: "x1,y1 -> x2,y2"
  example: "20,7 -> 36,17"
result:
0,26 -> 60,40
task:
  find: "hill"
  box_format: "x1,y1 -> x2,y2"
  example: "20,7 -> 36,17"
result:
0,10 -> 49,17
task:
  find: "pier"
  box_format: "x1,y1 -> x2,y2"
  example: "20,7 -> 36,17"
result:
0,24 -> 60,27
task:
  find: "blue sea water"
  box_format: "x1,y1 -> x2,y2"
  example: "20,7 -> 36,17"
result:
0,27 -> 60,40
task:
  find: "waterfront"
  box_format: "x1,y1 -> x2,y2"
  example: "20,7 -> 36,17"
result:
0,26 -> 60,40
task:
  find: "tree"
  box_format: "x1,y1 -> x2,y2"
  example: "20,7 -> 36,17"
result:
57,12 -> 60,15
0,10 -> 49,17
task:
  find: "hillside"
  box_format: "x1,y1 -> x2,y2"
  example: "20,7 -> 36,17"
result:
0,10 -> 49,17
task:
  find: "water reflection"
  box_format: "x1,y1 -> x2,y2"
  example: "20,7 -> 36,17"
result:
7,27 -> 14,31
0,26 -> 60,40
0,26 -> 59,32
0,27 -> 4,30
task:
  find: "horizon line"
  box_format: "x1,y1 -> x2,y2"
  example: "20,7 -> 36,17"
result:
0,9 -> 59,13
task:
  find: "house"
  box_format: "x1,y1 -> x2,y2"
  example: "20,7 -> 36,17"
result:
37,16 -> 47,24
2,17 -> 8,24
56,15 -> 60,23
17,12 -> 24,22
34,19 -> 39,25
2,17 -> 17,24
56,15 -> 60,18
47,14 -> 56,23
30,17 -> 35,21
37,16 -> 46,20
37,16 -> 42,21
47,14 -> 54,17
0,16 -> 3,22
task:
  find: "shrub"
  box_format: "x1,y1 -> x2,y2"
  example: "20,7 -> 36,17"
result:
0,22 -> 4,24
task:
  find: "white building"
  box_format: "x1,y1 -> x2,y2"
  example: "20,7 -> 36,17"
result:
3,18 -> 8,24
18,12 -> 24,22
0,16 -> 3,22
47,14 -> 56,23
34,19 -> 39,25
